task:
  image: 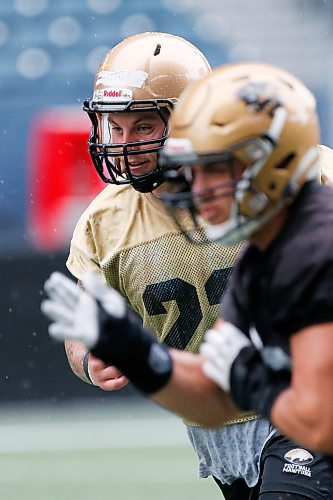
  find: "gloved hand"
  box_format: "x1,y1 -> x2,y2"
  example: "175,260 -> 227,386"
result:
41,271 -> 173,394
200,321 -> 292,417
41,272 -> 126,348
199,322 -> 251,392
41,271 -> 126,348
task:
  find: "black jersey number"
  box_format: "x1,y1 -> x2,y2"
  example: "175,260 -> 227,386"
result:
142,268 -> 232,349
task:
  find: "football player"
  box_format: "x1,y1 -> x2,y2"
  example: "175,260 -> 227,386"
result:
42,49 -> 333,498
159,63 -> 333,457
57,33 -> 270,499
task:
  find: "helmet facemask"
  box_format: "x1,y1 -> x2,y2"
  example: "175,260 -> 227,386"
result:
161,144 -> 253,244
84,99 -> 172,193
163,129 -> 319,246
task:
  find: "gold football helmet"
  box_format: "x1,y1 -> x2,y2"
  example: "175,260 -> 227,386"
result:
84,32 -> 211,192
161,62 -> 320,244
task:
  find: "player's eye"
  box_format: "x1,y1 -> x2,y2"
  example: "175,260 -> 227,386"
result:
137,124 -> 153,133
111,126 -> 123,134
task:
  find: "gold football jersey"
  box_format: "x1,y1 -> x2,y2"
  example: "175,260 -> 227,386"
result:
68,184 -> 243,352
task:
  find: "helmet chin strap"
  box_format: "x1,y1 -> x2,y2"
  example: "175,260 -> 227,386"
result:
130,169 -> 166,193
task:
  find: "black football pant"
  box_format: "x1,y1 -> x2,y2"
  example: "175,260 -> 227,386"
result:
213,432 -> 333,499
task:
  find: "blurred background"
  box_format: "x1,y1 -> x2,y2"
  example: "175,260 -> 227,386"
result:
2,0 -> 332,403
0,0 -> 332,497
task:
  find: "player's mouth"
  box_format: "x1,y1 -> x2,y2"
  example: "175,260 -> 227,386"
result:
199,205 -> 224,224
128,160 -> 150,174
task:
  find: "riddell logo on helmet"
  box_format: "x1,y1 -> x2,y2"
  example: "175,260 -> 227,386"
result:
104,89 -> 123,98
94,87 -> 132,102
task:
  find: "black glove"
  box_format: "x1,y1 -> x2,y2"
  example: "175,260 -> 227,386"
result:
230,344 -> 291,418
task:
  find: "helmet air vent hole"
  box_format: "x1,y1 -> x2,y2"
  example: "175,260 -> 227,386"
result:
212,121 -> 227,127
275,153 -> 295,169
278,77 -> 294,90
154,44 -> 161,56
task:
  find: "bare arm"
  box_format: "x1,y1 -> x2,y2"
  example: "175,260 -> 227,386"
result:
64,331 -> 238,424
43,271 -> 238,418
152,349 -> 240,427
64,339 -> 129,390
64,339 -> 90,383
64,280 -> 129,390
63,279 -> 92,383
271,322 -> 333,453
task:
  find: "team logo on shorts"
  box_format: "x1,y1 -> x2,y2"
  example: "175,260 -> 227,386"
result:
282,448 -> 314,477
284,448 -> 314,465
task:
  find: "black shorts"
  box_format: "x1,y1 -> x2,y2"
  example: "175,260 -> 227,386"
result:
257,432 -> 333,499
214,432 -> 333,500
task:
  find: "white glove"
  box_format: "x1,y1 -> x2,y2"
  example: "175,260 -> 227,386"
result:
41,271 -> 126,348
200,322 -> 251,392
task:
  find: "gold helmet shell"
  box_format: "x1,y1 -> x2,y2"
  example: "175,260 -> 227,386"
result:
93,31 -> 211,106
164,62 -> 320,244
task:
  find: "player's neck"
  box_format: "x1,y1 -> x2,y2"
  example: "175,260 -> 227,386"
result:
250,208 -> 289,251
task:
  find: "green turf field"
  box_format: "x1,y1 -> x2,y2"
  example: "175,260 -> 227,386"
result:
0,399 -> 222,499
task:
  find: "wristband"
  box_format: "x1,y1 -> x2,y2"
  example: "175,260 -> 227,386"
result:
82,351 -> 93,385
91,305 -> 173,394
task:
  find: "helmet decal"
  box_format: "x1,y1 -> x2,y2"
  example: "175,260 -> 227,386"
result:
95,69 -> 148,88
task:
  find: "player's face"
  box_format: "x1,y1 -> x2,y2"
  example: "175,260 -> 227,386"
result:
190,158 -> 245,225
109,111 -> 166,177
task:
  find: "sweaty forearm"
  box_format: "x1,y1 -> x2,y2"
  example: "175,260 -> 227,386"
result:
64,339 -> 91,384
271,326 -> 333,454
43,272 -> 238,417
271,385 -> 333,454
152,350 -> 240,427
92,312 -> 239,424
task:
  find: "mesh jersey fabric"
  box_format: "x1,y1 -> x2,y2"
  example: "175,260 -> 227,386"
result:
66,183 -> 271,486
67,183 -> 243,353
